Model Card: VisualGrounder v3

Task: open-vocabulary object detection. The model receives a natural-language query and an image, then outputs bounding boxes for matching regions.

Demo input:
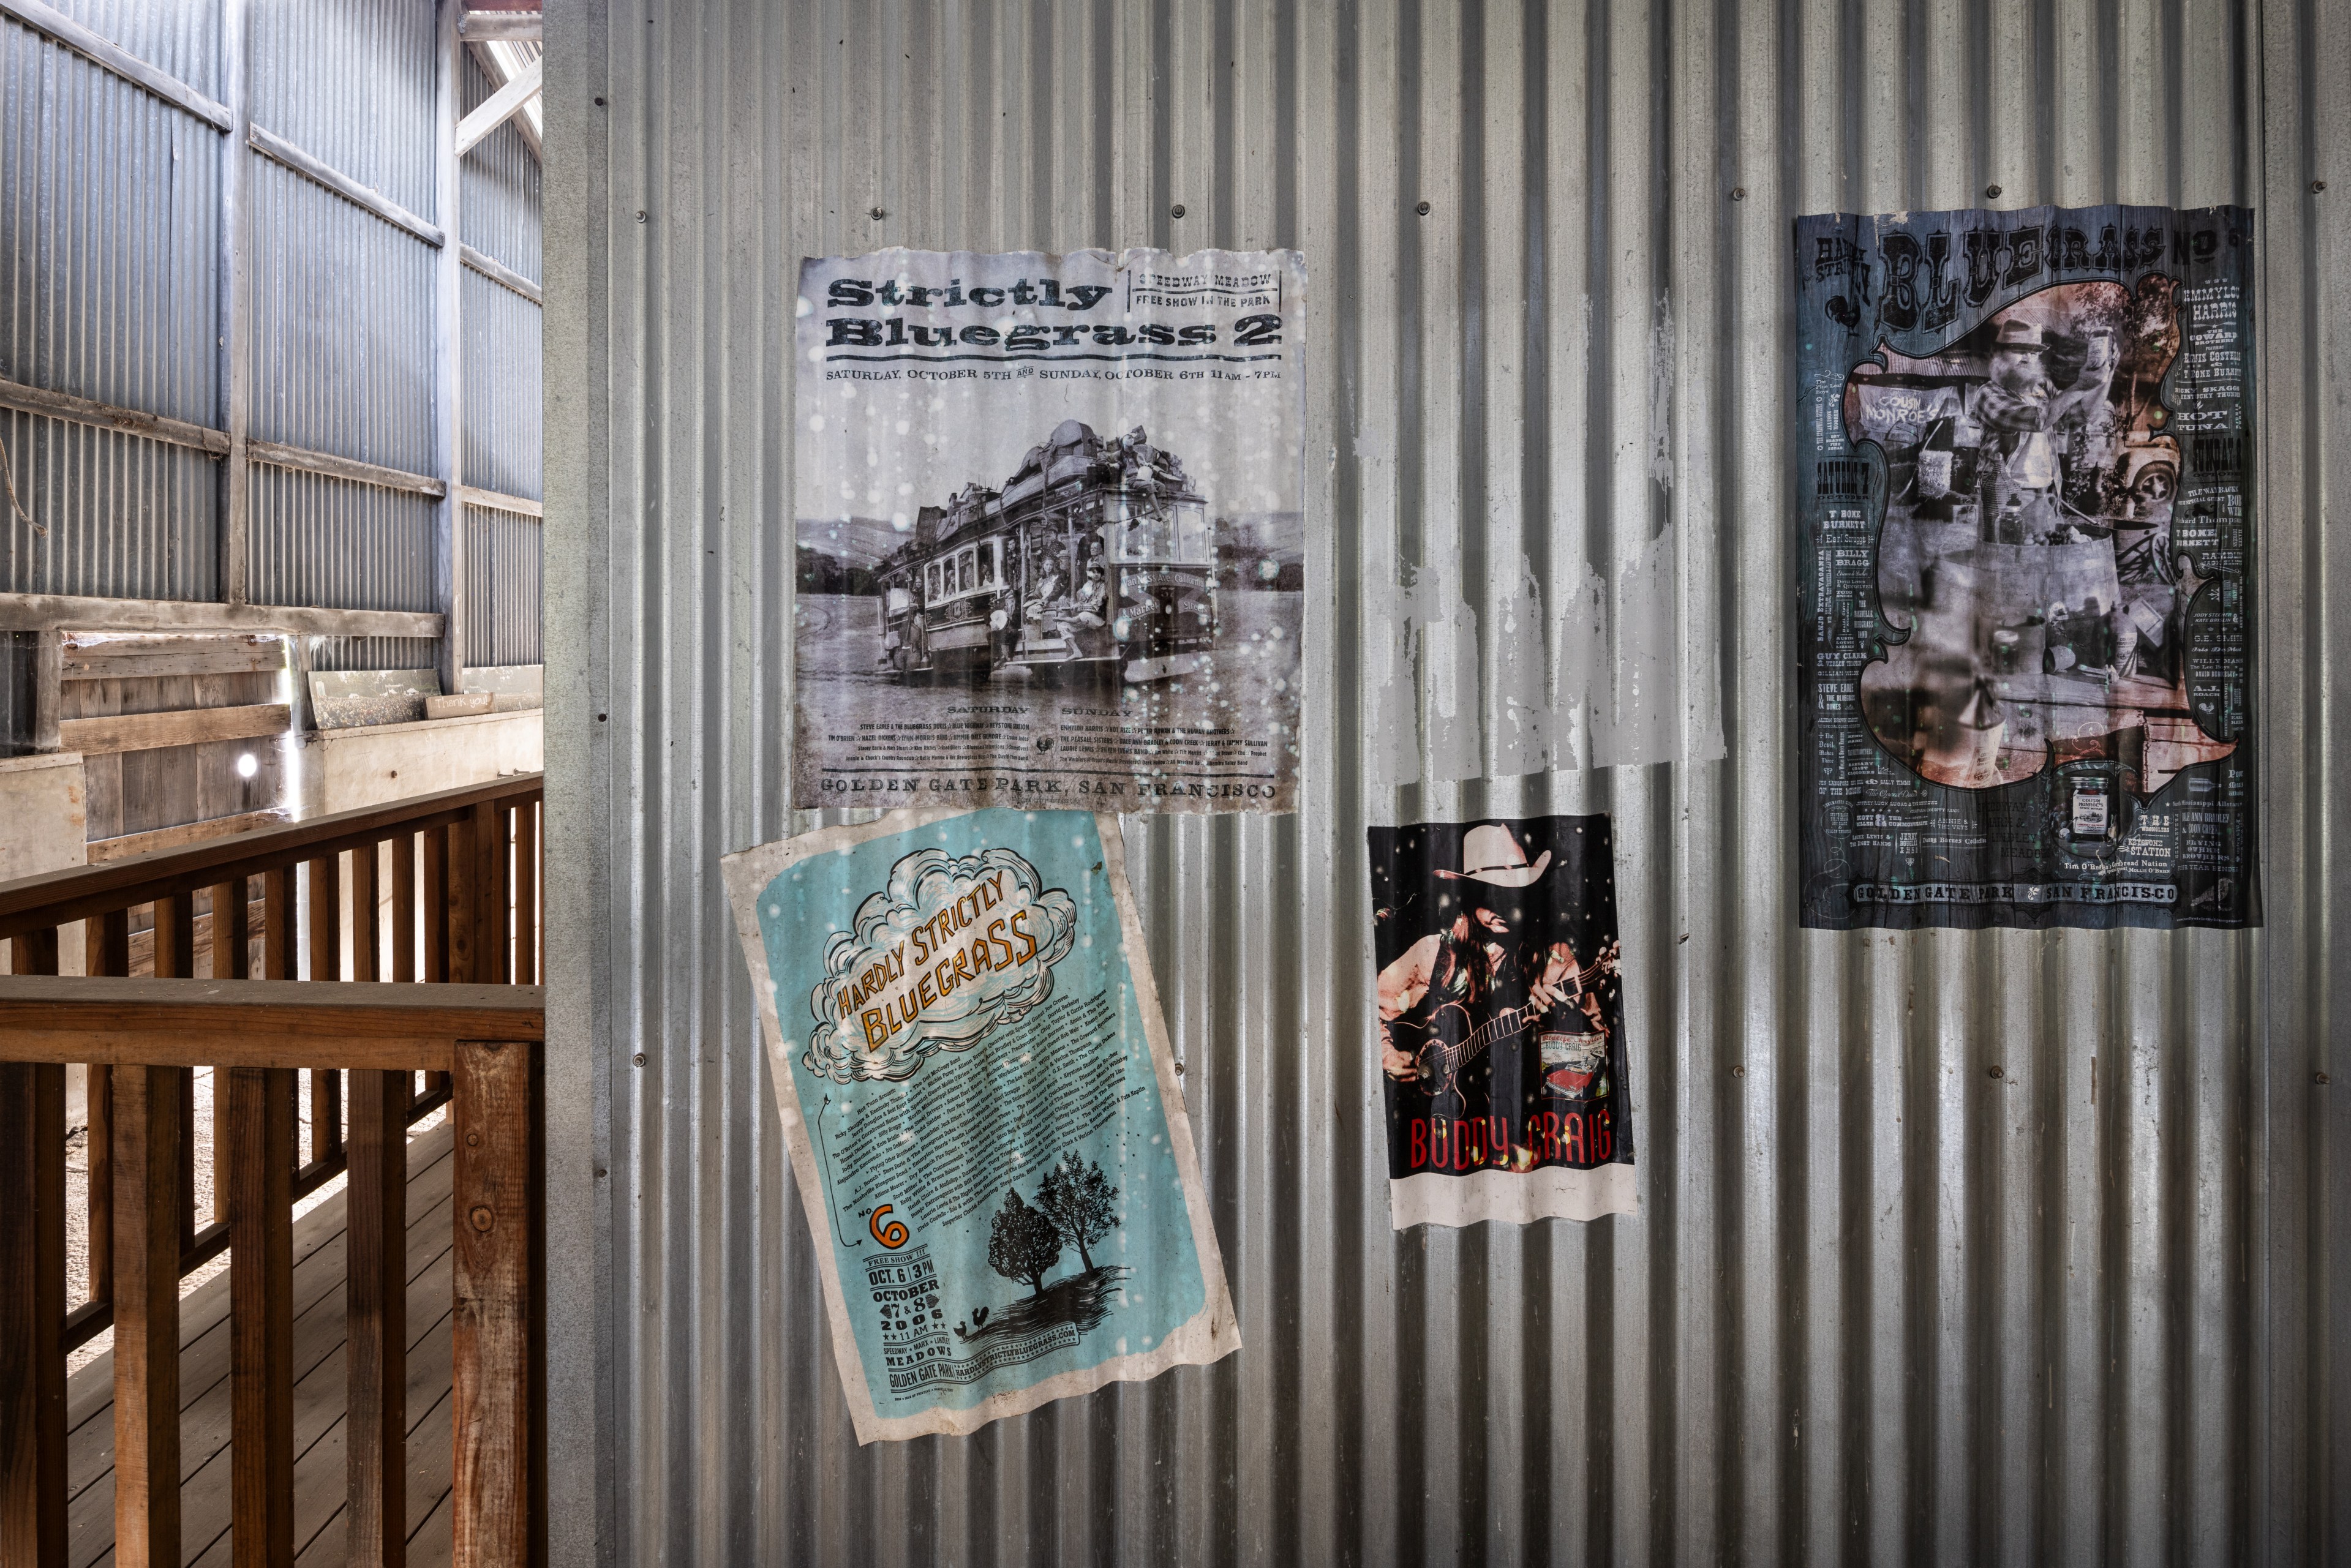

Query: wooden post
[450,1040,533,1568]
[434,0,467,696]
[446,813,478,985]
[0,1060,66,1568]
[345,1069,407,1568]
[111,1067,181,1567]
[216,0,252,609]
[227,1066,293,1568]
[30,629,62,753]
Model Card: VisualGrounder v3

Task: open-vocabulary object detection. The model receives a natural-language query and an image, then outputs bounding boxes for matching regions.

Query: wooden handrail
[0,977,544,1068]
[0,771,543,939]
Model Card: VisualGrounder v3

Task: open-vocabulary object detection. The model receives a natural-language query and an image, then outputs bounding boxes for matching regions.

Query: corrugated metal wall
[540,1,2350,1564]
[0,0,543,675]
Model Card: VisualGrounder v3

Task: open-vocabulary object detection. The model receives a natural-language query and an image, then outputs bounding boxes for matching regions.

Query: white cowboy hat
[1434,823,1551,888]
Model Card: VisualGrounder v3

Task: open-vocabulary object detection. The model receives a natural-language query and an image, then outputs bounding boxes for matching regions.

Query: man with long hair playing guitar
[1375,823,1617,1172]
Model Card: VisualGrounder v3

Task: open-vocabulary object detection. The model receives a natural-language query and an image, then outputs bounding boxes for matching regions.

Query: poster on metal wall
[1367,816,1633,1228]
[722,806,1238,1443]
[792,247,1306,815]
[1794,203,2260,929]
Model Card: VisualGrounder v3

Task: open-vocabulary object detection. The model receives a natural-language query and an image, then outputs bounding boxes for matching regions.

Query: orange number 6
[869,1204,909,1249]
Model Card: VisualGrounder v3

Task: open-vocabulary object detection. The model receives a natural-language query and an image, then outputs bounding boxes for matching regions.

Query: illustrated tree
[1036,1150,1120,1272]
[985,1185,1063,1300]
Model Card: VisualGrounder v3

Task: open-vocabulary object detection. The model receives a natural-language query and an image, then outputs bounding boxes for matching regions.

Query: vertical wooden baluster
[446,814,477,986]
[451,1040,533,1568]
[111,1065,181,1567]
[151,893,197,1256]
[512,800,538,986]
[351,840,380,985]
[481,801,505,986]
[260,867,301,1183]
[86,910,129,1311]
[209,878,249,1226]
[423,827,453,1106]
[391,832,418,985]
[0,1045,66,1567]
[492,803,513,986]
[346,1066,406,1568]
[534,797,544,987]
[227,1065,294,1568]
[307,855,342,1169]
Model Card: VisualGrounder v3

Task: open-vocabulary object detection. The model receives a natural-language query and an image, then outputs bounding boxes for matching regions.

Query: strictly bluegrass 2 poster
[794,249,1307,816]
[1795,204,2259,930]
[1367,817,1632,1228]
[722,808,1238,1442]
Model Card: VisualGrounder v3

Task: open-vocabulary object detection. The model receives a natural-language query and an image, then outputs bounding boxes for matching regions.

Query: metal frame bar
[0,0,231,128]
[217,0,252,610]
[248,123,446,248]
[462,243,543,305]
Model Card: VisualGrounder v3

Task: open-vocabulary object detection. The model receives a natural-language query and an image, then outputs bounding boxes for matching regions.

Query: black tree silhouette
[1036,1150,1120,1273]
[985,1185,1063,1299]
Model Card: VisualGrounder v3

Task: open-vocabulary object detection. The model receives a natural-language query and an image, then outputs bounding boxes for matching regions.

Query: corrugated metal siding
[307,633,437,675]
[0,0,541,672]
[464,503,540,667]
[543,1,2351,1565]
[246,464,433,611]
[461,48,544,280]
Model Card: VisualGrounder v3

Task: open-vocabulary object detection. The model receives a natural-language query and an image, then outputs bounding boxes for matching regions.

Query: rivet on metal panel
[598,713,608,721]
[2315,181,2328,193]
[1730,187,1746,200]
[1170,203,1186,219]
[594,97,606,106]
[2319,1071,2333,1084]
[1985,184,2003,198]
[633,1052,647,1067]
[870,207,886,220]
[636,211,647,222]
[1988,1064,2005,1080]
[1416,200,1431,216]
[1730,1064,1745,1078]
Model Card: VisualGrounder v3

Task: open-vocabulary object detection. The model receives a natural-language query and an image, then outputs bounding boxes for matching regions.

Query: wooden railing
[0,776,546,1568]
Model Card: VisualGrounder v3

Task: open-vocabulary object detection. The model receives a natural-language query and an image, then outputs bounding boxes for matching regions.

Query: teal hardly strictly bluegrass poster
[722,807,1238,1442]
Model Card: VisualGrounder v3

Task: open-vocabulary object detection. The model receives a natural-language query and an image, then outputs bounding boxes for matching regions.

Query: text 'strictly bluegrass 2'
[1794,205,2259,929]
[723,808,1238,1442]
[794,249,1307,816]
[1367,817,1633,1227]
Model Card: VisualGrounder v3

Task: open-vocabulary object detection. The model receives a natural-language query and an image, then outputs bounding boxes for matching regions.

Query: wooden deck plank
[60,1125,459,1568]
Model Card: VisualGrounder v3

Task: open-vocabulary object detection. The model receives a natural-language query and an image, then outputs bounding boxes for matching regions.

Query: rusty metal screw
[1730,187,1747,201]
[634,1052,647,1067]
[1988,1064,2006,1079]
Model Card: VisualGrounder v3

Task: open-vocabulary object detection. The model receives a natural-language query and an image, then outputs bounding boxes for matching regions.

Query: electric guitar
[1388,940,1620,1120]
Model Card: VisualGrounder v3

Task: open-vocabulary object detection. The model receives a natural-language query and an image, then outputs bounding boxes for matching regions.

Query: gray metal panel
[541,2,2350,1565]
[249,0,435,227]
[23,0,220,99]
[0,410,217,598]
[464,502,540,667]
[308,633,437,675]
[247,463,433,611]
[461,267,543,498]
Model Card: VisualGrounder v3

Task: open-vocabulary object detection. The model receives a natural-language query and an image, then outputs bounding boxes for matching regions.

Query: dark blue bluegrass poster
[1794,204,2259,929]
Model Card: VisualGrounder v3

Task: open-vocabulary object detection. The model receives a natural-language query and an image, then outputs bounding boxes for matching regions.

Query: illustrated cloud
[802,844,1077,1084]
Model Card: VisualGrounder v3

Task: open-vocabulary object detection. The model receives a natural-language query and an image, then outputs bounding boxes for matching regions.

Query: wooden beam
[459,246,541,307]
[345,1068,407,1568]
[31,628,62,752]
[56,702,290,757]
[227,1064,295,1568]
[459,484,543,519]
[0,375,230,456]
[0,773,542,938]
[217,0,252,608]
[111,1065,182,1567]
[451,1038,535,1568]
[435,0,467,697]
[0,593,442,639]
[246,124,444,248]
[458,10,541,40]
[0,0,232,129]
[64,640,285,679]
[89,811,292,865]
[247,437,445,499]
[0,1059,67,1567]
[454,56,541,157]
